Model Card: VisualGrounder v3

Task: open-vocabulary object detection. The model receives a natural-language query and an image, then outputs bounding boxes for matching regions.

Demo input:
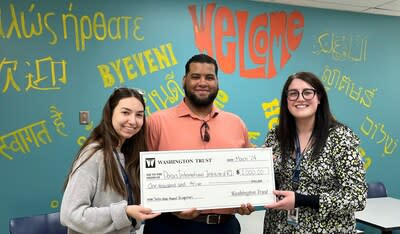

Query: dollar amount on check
[140,148,275,212]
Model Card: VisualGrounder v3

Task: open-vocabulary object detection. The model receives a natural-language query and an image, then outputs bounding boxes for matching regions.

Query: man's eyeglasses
[287,88,317,101]
[200,121,210,142]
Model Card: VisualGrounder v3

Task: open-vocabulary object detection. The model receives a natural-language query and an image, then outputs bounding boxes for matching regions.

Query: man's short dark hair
[185,54,218,76]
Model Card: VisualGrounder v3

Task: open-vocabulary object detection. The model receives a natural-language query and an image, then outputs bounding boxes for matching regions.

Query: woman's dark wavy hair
[277,72,339,160]
[63,88,146,204]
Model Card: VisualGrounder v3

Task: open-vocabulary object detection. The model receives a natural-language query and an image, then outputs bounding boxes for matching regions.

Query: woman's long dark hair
[277,72,339,160]
[63,88,146,204]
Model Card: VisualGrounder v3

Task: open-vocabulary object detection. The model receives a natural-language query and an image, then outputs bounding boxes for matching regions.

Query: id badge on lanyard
[287,208,299,225]
[288,136,302,226]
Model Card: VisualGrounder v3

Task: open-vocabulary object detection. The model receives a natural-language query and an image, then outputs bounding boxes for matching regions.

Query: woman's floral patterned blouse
[263,124,367,234]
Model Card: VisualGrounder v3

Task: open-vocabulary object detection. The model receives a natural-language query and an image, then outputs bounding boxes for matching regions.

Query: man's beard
[183,85,219,107]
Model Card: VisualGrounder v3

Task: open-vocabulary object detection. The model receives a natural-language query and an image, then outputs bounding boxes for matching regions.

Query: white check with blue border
[140,148,275,212]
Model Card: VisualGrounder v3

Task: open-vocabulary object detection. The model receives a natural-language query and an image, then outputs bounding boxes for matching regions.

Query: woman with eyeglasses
[263,72,367,233]
[60,88,160,234]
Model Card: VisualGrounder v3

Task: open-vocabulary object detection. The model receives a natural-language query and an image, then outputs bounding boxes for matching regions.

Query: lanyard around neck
[292,136,303,191]
[112,149,134,205]
[113,149,137,226]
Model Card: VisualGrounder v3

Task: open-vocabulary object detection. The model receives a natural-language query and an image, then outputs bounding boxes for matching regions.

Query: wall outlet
[79,111,90,125]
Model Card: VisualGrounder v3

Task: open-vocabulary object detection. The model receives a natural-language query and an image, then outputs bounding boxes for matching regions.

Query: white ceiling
[253,0,400,16]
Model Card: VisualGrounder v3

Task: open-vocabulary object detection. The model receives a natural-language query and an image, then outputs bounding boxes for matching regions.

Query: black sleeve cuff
[295,192,320,210]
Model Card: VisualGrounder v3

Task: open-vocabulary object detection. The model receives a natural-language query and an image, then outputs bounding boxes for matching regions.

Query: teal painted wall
[1,0,399,233]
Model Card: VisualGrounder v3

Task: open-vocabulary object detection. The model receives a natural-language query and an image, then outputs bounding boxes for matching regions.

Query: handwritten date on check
[140,148,275,213]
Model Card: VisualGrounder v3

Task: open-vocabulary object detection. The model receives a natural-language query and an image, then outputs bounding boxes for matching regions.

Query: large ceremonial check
[140,148,275,212]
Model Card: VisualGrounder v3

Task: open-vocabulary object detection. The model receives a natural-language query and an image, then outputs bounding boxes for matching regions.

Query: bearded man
[144,53,254,234]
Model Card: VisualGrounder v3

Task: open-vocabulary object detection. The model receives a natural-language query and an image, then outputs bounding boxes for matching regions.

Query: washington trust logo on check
[145,158,156,168]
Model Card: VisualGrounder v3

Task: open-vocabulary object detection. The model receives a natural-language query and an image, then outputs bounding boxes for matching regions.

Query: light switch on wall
[79,111,90,125]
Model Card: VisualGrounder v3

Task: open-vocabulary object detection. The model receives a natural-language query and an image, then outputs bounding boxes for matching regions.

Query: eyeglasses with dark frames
[200,121,210,142]
[287,88,317,101]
